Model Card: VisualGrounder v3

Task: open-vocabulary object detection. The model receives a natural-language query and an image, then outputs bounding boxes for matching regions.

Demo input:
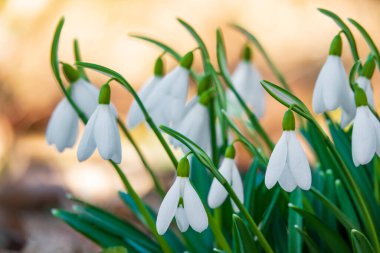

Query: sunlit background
[0,0,379,252]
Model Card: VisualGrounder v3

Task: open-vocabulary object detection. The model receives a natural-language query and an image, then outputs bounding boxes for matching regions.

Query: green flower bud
[282,109,295,131]
[179,52,194,69]
[199,88,215,106]
[329,34,342,56]
[177,157,190,177]
[241,44,252,62]
[154,57,165,77]
[360,55,376,79]
[354,86,368,107]
[225,145,236,159]
[98,84,111,104]
[198,74,212,95]
[62,63,80,83]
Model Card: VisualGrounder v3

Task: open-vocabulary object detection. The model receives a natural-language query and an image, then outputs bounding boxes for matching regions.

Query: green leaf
[260,80,311,120]
[51,17,65,91]
[294,226,319,253]
[288,189,303,253]
[73,39,89,81]
[232,215,258,253]
[244,159,260,212]
[101,247,128,253]
[289,204,351,253]
[318,8,360,61]
[231,24,290,91]
[335,179,361,228]
[348,18,380,70]
[351,229,376,253]
[323,170,337,230]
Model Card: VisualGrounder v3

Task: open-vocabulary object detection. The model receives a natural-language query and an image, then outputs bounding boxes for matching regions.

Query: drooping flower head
[312,34,355,122]
[265,109,311,192]
[351,86,380,166]
[208,144,244,212]
[227,45,265,118]
[77,83,122,163]
[156,157,208,235]
[126,56,165,129]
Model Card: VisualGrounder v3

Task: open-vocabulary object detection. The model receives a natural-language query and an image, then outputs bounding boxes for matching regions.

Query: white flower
[156,158,208,235]
[356,76,375,108]
[227,60,265,118]
[46,98,79,152]
[77,84,121,163]
[312,55,353,114]
[208,157,244,212]
[126,76,163,129]
[265,131,311,192]
[352,106,380,166]
[71,78,99,118]
[170,96,211,155]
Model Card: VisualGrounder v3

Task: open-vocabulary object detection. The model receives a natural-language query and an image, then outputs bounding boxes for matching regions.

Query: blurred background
[0,0,379,252]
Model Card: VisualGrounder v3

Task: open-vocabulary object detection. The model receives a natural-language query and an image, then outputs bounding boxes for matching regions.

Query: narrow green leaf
[351,229,376,253]
[244,159,260,212]
[323,170,337,230]
[288,189,303,253]
[335,179,361,229]
[348,18,380,70]
[294,226,319,253]
[289,204,351,253]
[73,39,89,81]
[318,8,360,61]
[232,215,258,253]
[101,247,128,253]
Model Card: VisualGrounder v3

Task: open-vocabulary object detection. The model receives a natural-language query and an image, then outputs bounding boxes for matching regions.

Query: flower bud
[199,88,215,106]
[282,109,295,131]
[179,52,194,69]
[198,74,212,95]
[154,57,165,77]
[361,55,376,79]
[177,157,190,177]
[225,145,236,159]
[98,84,111,104]
[241,44,252,62]
[329,34,342,56]
[354,86,368,107]
[62,63,80,83]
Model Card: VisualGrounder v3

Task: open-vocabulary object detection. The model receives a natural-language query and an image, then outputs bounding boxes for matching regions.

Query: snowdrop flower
[156,157,208,235]
[126,57,164,129]
[227,45,265,118]
[170,79,213,155]
[265,109,311,192]
[46,97,79,152]
[77,83,122,163]
[351,87,380,166]
[312,35,355,120]
[340,56,376,128]
[208,145,244,212]
[145,52,193,125]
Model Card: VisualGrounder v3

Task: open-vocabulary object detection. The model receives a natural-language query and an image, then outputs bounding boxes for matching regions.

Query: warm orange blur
[0,0,380,251]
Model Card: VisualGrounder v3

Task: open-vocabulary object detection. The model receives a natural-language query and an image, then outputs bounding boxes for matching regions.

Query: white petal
[46,98,79,152]
[357,77,375,108]
[175,207,189,232]
[368,111,380,156]
[126,77,161,129]
[287,131,311,190]
[77,107,99,161]
[265,132,288,189]
[71,79,99,118]
[352,106,376,166]
[93,105,122,163]
[230,164,244,212]
[207,158,233,208]
[278,163,297,192]
[156,177,181,235]
[183,179,208,233]
[340,90,356,129]
[312,69,325,114]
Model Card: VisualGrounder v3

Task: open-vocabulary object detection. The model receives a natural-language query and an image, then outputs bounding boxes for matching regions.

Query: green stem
[209,101,219,165]
[117,118,165,197]
[311,119,380,251]
[110,162,172,253]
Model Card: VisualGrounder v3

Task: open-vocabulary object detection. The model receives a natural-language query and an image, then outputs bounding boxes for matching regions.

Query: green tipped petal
[177,157,190,177]
[225,145,236,159]
[98,84,111,104]
[154,57,165,77]
[361,55,376,79]
[329,34,342,56]
[179,52,194,69]
[198,74,212,95]
[242,44,252,61]
[354,86,368,107]
[199,88,215,106]
[282,109,295,131]
[62,63,80,83]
